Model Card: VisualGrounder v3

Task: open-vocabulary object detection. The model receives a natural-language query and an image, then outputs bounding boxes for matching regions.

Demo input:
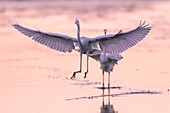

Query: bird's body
[12,18,151,79]
[78,37,93,54]
[90,29,122,88]
[89,49,123,88]
[100,53,122,73]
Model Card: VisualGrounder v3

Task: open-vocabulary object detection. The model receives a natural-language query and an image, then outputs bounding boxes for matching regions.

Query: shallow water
[0,1,170,113]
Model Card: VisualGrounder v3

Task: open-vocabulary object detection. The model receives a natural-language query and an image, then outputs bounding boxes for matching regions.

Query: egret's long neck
[100,52,107,63]
[76,23,83,49]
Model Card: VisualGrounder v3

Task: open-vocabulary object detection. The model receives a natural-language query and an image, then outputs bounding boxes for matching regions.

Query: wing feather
[119,40,128,51]
[13,23,77,53]
[90,21,151,54]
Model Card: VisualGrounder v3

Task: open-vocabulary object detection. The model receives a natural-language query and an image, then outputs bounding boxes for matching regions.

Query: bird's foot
[84,72,88,79]
[108,85,110,89]
[71,72,76,79]
[108,83,110,89]
[102,84,105,89]
[101,86,105,89]
[71,70,81,79]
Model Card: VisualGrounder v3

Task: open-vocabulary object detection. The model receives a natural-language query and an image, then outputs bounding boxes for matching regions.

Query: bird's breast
[79,37,92,53]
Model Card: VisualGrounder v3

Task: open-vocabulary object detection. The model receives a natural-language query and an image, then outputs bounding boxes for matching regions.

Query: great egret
[90,50,123,88]
[89,29,123,87]
[12,19,151,79]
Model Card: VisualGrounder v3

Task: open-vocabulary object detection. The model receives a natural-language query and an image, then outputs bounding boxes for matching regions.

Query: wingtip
[139,20,142,26]
[9,17,19,26]
[139,20,146,27]
[138,20,151,30]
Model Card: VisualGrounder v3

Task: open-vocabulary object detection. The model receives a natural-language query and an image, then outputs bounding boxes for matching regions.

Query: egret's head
[104,29,107,35]
[75,18,79,25]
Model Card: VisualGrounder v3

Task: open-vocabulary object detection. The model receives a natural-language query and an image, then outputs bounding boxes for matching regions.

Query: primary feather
[90,21,151,54]
[13,24,78,53]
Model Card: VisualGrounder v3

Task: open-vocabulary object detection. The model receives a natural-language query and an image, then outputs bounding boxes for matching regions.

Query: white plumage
[89,49,123,88]
[12,19,151,79]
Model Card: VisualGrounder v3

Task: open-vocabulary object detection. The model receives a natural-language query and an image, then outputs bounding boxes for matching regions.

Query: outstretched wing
[108,54,123,61]
[90,21,151,54]
[13,23,78,52]
[89,49,103,61]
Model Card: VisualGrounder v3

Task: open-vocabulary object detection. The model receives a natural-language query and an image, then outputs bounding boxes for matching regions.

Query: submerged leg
[102,88,105,107]
[108,72,110,88]
[71,52,82,79]
[84,53,89,78]
[108,85,110,106]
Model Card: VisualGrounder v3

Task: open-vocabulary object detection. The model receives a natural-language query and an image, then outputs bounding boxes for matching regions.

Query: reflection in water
[66,87,160,101]
[66,86,161,101]
[100,88,118,113]
[66,86,161,113]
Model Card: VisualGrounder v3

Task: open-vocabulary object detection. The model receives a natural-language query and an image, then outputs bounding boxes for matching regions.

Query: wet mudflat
[0,1,170,113]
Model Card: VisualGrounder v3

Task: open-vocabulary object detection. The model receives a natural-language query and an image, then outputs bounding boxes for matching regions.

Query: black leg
[84,54,89,78]
[71,52,82,79]
[108,84,110,105]
[102,88,105,107]
[108,72,110,88]
[102,71,104,89]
